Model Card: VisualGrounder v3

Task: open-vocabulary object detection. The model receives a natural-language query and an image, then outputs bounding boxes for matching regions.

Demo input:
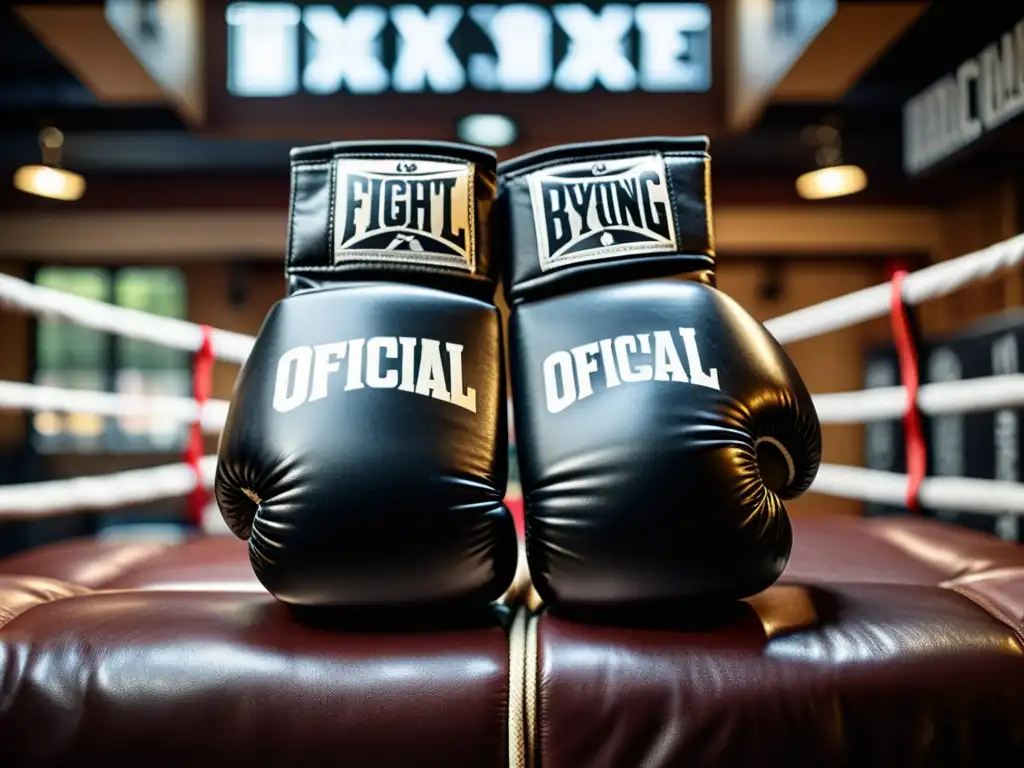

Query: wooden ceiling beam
[774,2,929,103]
[14,1,204,125]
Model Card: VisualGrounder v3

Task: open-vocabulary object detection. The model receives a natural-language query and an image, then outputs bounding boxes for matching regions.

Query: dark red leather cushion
[0,538,175,588]
[0,577,511,766]
[3,516,1024,766]
[98,536,260,590]
[534,515,1024,767]
[0,535,259,591]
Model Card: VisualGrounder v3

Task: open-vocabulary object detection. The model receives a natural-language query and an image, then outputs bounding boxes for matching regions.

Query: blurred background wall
[1,0,1022,543]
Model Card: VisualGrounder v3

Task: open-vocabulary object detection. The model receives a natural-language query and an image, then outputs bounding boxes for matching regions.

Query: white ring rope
[0,272,255,364]
[1,232,1024,522]
[814,374,1024,423]
[0,455,217,520]
[0,232,1020,368]
[812,464,1024,515]
[765,232,1024,344]
[0,380,229,432]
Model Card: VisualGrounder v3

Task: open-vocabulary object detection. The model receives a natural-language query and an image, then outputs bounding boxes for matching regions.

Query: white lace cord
[0,271,255,364]
[507,607,529,768]
[765,232,1024,344]
[0,455,217,519]
[812,464,1024,515]
[0,380,229,432]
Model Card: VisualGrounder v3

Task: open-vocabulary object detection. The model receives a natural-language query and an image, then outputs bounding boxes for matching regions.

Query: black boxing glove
[216,140,518,609]
[499,137,821,614]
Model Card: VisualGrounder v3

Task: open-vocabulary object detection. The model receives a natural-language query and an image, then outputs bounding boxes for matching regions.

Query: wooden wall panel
[182,263,285,454]
[919,179,1021,336]
[0,263,30,449]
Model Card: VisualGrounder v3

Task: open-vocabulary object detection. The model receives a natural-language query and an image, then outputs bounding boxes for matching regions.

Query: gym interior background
[0,0,1022,552]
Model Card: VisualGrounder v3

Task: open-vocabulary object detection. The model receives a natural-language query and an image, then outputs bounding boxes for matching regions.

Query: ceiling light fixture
[13,127,86,201]
[795,164,868,201]
[796,122,866,201]
[456,114,518,148]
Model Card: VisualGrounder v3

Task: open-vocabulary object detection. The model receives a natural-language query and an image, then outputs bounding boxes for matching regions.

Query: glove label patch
[271,335,477,415]
[541,328,719,414]
[527,153,677,272]
[333,158,475,272]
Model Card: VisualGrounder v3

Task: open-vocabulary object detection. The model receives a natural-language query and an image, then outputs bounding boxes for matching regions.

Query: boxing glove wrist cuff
[287,140,498,294]
[499,137,715,302]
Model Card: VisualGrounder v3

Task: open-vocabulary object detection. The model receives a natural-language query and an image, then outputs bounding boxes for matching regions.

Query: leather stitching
[942,579,1024,646]
[501,149,706,180]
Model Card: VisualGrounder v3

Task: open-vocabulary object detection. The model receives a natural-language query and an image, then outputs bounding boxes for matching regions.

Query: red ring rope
[186,326,215,527]
[888,269,926,511]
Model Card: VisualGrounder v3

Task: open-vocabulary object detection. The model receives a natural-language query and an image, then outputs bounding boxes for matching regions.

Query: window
[32,267,190,453]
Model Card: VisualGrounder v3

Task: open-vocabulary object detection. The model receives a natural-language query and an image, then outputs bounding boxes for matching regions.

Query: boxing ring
[2,238,1024,767]
[1,234,1024,523]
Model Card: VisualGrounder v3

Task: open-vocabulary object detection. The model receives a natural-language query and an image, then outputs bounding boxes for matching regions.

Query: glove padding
[511,279,821,613]
[216,283,518,609]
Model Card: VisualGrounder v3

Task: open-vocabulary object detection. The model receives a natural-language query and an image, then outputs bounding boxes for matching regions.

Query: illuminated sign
[225,2,712,96]
[903,14,1024,175]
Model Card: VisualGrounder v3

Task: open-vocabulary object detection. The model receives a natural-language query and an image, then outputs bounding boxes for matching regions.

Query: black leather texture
[499,138,821,616]
[499,136,716,301]
[216,284,517,608]
[217,141,517,609]
[287,140,498,300]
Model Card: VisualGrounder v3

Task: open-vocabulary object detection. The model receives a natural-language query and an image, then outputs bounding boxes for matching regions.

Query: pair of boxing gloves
[215,137,822,617]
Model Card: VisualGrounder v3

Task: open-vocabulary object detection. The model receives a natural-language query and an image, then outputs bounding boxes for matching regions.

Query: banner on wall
[903,13,1024,175]
[224,1,713,97]
[919,311,1024,542]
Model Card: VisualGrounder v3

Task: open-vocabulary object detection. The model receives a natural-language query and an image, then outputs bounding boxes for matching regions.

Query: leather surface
[2,516,1023,766]
[865,515,1024,577]
[0,577,511,767]
[500,138,820,613]
[535,515,1024,768]
[215,283,518,608]
[510,280,821,611]
[0,575,89,627]
[100,536,261,591]
[0,538,172,588]
[786,515,1024,584]
[499,137,716,301]
[0,536,255,590]
[0,532,539,610]
[288,140,498,299]
[218,140,516,610]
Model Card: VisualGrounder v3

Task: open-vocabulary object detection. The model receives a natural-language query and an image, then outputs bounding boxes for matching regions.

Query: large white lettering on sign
[903,15,1024,175]
[225,2,712,96]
